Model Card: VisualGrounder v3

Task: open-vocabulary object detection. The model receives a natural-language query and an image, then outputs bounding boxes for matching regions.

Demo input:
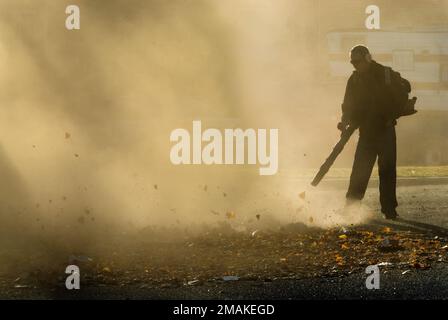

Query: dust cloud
[0,0,444,262]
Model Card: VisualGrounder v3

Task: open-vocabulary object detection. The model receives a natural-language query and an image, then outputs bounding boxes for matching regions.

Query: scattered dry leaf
[382,227,392,233]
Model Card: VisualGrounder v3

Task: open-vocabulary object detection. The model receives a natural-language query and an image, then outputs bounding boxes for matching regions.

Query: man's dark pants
[346,125,398,213]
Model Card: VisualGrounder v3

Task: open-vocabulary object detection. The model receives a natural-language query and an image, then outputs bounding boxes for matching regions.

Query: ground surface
[1,177,448,300]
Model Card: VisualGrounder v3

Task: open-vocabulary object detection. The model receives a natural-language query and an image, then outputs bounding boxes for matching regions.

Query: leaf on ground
[102,267,112,273]
[335,254,344,265]
[382,227,392,233]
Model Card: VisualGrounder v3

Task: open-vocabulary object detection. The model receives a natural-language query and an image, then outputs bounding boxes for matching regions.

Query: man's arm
[338,75,357,131]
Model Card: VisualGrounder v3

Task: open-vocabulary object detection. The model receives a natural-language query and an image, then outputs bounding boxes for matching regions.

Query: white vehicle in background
[324,28,448,165]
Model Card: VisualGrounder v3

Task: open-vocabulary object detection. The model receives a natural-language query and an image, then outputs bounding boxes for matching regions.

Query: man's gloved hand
[337,121,349,131]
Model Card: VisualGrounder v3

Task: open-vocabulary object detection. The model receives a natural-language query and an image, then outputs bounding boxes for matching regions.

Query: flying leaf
[226,211,236,219]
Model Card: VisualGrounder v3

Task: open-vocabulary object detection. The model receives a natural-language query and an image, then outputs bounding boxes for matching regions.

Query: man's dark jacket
[341,60,407,133]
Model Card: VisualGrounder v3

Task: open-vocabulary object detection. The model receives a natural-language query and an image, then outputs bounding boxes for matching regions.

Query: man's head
[350,45,372,73]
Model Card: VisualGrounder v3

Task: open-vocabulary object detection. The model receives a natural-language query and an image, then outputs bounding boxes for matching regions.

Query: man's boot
[381,208,398,220]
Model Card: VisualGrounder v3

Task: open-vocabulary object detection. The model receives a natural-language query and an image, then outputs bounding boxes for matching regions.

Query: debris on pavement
[3,222,446,290]
[402,270,411,275]
[187,280,200,286]
[223,276,239,281]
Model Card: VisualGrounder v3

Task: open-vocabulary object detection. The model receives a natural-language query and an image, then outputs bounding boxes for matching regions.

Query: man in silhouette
[338,45,415,220]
